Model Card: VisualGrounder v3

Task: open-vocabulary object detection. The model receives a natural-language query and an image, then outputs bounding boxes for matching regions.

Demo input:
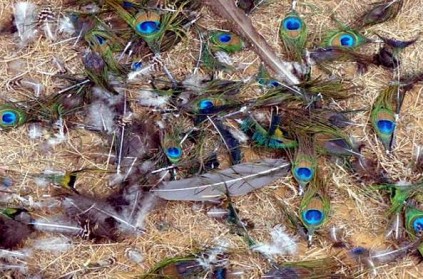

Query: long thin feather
[205,0,299,85]
[153,158,290,201]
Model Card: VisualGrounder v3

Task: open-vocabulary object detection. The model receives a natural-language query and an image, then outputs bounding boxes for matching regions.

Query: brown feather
[0,215,33,249]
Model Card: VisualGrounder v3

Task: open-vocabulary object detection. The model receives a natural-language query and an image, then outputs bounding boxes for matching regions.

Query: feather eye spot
[166,147,182,160]
[131,61,143,71]
[412,217,423,234]
[136,21,160,35]
[283,17,302,31]
[350,246,368,256]
[95,35,106,45]
[1,111,18,126]
[218,33,232,43]
[294,167,313,181]
[377,120,395,134]
[302,209,323,225]
[123,1,135,8]
[339,34,355,47]
[198,99,214,110]
[268,80,282,88]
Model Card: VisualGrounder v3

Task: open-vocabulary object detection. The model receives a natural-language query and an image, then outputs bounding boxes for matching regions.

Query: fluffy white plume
[28,123,44,140]
[87,101,116,134]
[252,225,297,258]
[0,249,30,260]
[138,90,169,108]
[125,248,144,264]
[13,2,39,46]
[135,192,159,230]
[32,236,73,254]
[58,15,75,35]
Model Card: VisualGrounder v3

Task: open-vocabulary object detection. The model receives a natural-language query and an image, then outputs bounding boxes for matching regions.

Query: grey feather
[153,159,290,201]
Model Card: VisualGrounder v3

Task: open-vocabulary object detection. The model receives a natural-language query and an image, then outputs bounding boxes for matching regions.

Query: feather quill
[153,158,290,201]
[205,0,299,85]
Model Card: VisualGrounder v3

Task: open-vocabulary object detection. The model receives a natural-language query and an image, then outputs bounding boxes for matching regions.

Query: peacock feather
[84,28,124,74]
[353,0,404,29]
[161,127,184,164]
[371,84,399,151]
[264,257,341,279]
[405,204,423,256]
[105,0,186,54]
[140,255,205,279]
[323,26,368,49]
[292,133,317,194]
[0,104,27,129]
[279,10,307,61]
[241,115,298,149]
[299,172,330,246]
[209,31,244,53]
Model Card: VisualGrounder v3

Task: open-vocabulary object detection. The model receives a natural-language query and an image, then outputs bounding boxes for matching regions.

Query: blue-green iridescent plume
[0,104,27,129]
[371,84,400,151]
[299,172,330,246]
[405,203,423,256]
[241,115,298,149]
[279,10,307,61]
[105,0,186,54]
[161,127,183,164]
[292,133,317,193]
[200,31,244,71]
[323,25,369,49]
[84,28,124,74]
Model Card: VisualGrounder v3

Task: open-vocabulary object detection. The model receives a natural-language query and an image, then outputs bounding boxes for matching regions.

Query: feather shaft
[153,159,289,201]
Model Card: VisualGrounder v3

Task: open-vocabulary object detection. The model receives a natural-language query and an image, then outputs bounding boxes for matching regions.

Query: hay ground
[0,0,423,278]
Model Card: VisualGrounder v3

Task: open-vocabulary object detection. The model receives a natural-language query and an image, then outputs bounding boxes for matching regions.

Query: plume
[208,117,242,165]
[205,0,300,84]
[62,193,140,241]
[404,203,423,256]
[263,257,341,279]
[252,225,298,259]
[374,35,418,69]
[299,172,331,246]
[0,208,34,249]
[279,9,307,61]
[353,0,403,29]
[348,237,422,276]
[13,2,39,46]
[153,158,290,201]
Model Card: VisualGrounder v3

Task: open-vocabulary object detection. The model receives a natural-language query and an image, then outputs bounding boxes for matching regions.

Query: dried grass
[0,0,423,278]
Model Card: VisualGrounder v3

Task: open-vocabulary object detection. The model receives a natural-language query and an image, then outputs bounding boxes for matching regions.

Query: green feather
[0,104,27,129]
[323,26,368,49]
[140,256,204,279]
[241,116,298,149]
[292,117,360,157]
[292,133,316,192]
[299,173,330,245]
[209,31,244,53]
[405,204,423,256]
[200,32,244,71]
[106,0,185,53]
[279,10,307,61]
[84,28,124,73]
[371,84,399,151]
[161,128,183,164]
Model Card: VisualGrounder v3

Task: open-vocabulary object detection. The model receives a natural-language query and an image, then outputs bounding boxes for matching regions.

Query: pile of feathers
[0,0,423,277]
